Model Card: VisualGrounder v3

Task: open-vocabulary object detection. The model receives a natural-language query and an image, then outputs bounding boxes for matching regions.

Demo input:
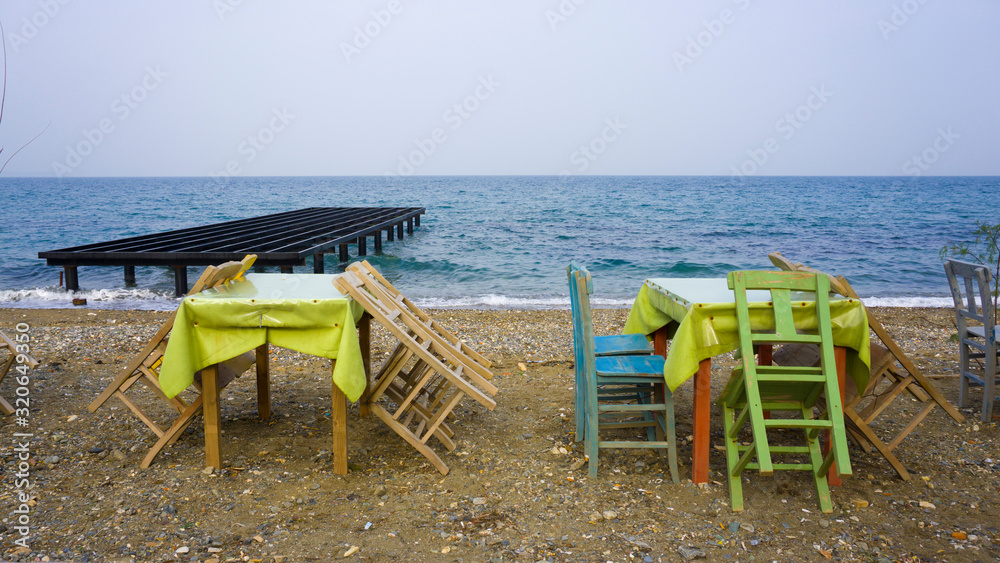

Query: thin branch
[0,121,49,174]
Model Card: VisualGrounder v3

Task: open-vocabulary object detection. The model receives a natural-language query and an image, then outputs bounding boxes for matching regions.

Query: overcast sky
[0,1,996,177]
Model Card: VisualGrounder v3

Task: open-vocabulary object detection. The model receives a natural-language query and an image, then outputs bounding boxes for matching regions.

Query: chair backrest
[728,270,837,376]
[567,264,597,383]
[767,252,848,297]
[944,259,996,336]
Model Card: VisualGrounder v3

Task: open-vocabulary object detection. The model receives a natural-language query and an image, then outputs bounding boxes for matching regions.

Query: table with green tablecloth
[624,277,871,484]
[159,273,369,473]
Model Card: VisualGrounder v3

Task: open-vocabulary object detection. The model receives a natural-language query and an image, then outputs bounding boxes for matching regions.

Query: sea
[0,176,997,311]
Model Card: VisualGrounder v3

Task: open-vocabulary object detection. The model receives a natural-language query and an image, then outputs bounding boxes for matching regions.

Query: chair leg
[984,351,997,422]
[574,369,585,443]
[586,379,600,479]
[721,402,743,511]
[665,387,679,484]
[804,407,833,513]
[959,344,971,408]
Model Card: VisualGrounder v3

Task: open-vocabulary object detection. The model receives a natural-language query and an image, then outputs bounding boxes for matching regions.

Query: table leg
[256,343,271,420]
[760,345,772,420]
[693,358,712,484]
[202,364,222,470]
[653,327,668,357]
[358,313,372,417]
[331,358,348,475]
[826,346,847,486]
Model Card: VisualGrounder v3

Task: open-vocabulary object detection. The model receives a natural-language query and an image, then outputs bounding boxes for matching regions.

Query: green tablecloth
[159,273,367,401]
[623,279,871,393]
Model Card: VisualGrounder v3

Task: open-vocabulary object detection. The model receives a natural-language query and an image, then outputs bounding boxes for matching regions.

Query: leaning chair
[88,255,259,467]
[570,265,678,482]
[769,252,964,480]
[944,259,999,422]
[717,270,851,513]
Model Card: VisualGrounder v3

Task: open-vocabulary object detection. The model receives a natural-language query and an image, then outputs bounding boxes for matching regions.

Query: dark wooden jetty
[39,207,425,296]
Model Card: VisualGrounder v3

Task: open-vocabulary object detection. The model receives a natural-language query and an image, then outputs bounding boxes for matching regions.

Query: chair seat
[595,354,665,378]
[967,325,1000,342]
[594,334,654,356]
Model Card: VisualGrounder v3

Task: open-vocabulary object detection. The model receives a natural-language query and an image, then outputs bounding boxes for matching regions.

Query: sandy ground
[0,306,998,563]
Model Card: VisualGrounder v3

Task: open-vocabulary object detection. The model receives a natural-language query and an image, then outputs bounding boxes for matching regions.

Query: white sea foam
[0,286,954,311]
[0,287,179,310]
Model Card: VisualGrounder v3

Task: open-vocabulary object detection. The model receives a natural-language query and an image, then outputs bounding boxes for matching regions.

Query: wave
[0,286,955,311]
[0,287,179,311]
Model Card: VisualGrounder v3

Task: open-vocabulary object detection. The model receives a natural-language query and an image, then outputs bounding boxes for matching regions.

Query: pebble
[174,546,190,554]
[602,510,618,520]
[677,545,706,560]
[473,497,487,505]
[344,545,359,556]
[819,518,830,528]
[87,446,104,454]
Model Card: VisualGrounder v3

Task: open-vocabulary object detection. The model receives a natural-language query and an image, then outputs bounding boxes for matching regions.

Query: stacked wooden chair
[568,264,678,481]
[944,259,999,422]
[768,252,964,480]
[334,261,497,475]
[0,330,39,416]
[718,270,851,513]
[88,255,259,467]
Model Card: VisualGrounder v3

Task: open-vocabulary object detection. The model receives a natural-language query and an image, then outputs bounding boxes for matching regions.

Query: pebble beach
[1,306,998,563]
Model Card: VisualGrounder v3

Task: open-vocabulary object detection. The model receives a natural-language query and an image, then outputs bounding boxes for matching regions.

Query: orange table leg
[826,346,847,486]
[653,327,668,357]
[256,343,271,420]
[202,364,222,470]
[693,358,712,484]
[331,358,348,475]
[358,313,372,417]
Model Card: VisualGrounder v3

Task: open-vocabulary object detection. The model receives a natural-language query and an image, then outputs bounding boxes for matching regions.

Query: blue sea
[0,176,997,310]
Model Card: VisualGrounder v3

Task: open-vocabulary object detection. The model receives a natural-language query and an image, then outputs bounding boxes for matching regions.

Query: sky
[0,1,997,177]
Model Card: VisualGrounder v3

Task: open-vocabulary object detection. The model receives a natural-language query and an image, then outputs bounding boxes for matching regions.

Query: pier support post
[396,223,404,239]
[386,226,394,241]
[358,236,367,256]
[172,266,188,297]
[313,253,325,274]
[124,265,135,285]
[64,266,79,292]
[280,266,294,274]
[339,244,349,262]
[415,215,420,227]
[374,231,382,253]
[407,218,414,234]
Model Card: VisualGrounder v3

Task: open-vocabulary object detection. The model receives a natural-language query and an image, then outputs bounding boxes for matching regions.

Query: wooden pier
[39,207,425,296]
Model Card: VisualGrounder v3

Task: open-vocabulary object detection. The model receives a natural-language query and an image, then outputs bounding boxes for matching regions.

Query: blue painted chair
[567,263,654,442]
[944,259,999,422]
[569,265,678,481]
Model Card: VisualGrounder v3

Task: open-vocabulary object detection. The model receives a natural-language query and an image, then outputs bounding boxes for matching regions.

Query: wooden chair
[570,265,678,482]
[718,270,851,513]
[88,255,259,467]
[944,259,999,422]
[0,330,39,416]
[334,262,497,475]
[567,263,654,443]
[768,252,964,480]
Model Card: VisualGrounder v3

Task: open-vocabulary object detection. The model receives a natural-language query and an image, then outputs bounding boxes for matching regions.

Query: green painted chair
[567,263,655,442]
[717,270,851,513]
[570,265,678,482]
